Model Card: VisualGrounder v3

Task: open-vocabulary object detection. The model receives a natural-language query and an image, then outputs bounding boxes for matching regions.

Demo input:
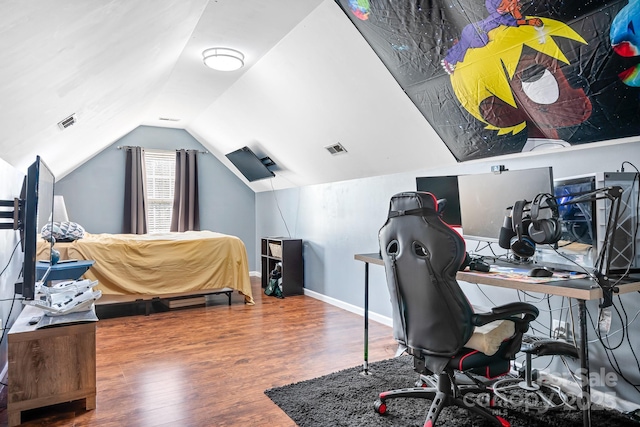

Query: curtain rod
[116,146,209,154]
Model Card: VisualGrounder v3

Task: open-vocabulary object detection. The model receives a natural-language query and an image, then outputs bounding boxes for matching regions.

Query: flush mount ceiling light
[202,47,245,71]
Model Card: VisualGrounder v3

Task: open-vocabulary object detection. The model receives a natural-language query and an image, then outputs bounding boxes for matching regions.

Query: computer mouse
[528,267,554,278]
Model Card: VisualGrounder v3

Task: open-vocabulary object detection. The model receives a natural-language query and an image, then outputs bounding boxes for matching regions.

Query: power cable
[269,178,291,238]
[0,239,21,278]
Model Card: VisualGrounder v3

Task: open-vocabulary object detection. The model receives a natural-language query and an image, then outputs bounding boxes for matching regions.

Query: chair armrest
[471,302,539,359]
[491,302,539,320]
[472,302,539,328]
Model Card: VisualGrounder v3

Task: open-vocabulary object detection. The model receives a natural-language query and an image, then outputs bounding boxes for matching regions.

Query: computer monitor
[416,175,461,227]
[458,167,554,242]
[536,172,640,273]
[554,175,597,246]
[531,174,597,272]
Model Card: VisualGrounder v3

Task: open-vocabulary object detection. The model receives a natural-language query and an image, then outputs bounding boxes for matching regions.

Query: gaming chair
[376,192,539,427]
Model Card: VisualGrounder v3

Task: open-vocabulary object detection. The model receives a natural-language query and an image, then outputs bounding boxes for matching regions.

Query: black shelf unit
[261,238,303,296]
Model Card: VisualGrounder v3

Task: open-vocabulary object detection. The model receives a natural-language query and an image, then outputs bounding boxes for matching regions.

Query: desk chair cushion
[450,340,514,378]
[466,319,515,356]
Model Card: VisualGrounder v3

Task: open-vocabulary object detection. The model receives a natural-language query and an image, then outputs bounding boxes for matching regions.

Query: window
[144,150,175,233]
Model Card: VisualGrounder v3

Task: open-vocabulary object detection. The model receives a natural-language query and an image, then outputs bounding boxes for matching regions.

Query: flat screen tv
[416,175,461,227]
[225,146,275,182]
[21,156,55,300]
[458,167,554,242]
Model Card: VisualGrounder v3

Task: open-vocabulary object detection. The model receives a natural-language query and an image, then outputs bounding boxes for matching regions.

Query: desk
[355,252,640,427]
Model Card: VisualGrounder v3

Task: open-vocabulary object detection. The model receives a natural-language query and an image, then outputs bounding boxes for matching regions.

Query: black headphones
[510,199,536,259]
[528,193,562,245]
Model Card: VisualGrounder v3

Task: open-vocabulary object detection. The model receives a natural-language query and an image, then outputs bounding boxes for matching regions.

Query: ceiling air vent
[325,142,347,155]
[57,114,76,130]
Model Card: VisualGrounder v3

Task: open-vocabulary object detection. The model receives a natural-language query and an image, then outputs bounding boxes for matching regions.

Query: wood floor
[0,277,397,426]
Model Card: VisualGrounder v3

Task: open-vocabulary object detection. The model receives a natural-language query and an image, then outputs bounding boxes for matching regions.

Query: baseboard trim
[303,288,392,327]
[249,271,260,277]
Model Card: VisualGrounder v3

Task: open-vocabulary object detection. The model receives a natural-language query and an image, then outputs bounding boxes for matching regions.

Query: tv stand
[7,305,97,426]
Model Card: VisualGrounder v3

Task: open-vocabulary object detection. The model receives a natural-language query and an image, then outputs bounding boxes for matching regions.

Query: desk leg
[578,299,591,427]
[362,262,370,375]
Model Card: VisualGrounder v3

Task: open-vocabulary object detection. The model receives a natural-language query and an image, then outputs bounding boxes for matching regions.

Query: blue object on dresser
[36,260,95,282]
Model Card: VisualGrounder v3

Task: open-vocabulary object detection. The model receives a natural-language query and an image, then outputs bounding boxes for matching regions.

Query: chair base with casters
[374,349,513,427]
[492,336,579,412]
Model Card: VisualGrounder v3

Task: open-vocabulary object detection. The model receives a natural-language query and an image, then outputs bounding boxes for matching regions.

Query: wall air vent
[325,142,347,155]
[57,114,77,130]
[158,117,181,122]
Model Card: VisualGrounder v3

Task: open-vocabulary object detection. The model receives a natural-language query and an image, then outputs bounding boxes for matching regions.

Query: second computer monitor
[458,167,554,242]
[416,175,461,227]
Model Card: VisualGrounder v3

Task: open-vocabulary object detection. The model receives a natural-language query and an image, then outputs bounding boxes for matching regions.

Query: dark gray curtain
[171,149,200,232]
[123,146,148,234]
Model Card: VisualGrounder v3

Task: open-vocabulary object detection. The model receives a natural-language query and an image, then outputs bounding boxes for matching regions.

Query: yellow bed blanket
[37,231,254,304]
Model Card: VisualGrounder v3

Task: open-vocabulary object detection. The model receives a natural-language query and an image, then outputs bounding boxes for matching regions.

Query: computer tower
[596,172,640,272]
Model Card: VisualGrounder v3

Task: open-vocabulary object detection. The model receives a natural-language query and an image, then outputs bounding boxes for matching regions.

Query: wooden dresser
[7,304,97,426]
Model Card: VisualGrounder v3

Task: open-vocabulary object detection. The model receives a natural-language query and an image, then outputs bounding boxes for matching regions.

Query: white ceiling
[0,0,456,192]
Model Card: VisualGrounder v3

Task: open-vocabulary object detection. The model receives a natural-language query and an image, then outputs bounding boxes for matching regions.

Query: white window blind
[144,150,175,233]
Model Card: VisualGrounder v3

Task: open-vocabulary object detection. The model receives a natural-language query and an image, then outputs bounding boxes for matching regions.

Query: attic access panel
[335,0,640,162]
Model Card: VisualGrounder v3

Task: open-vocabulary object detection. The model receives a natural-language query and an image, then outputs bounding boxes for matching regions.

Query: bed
[36,230,254,305]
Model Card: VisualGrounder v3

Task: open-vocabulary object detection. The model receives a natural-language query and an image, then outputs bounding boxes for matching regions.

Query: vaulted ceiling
[0,0,456,192]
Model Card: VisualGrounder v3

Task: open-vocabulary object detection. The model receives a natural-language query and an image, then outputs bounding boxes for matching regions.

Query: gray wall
[256,140,640,407]
[56,126,258,269]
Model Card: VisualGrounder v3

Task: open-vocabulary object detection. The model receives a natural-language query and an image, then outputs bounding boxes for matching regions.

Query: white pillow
[41,221,85,242]
[465,320,515,356]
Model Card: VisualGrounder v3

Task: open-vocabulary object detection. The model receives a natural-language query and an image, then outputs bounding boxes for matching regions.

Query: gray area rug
[265,355,639,427]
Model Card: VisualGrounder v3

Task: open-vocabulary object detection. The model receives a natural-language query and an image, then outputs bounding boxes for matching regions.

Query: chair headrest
[387,192,438,218]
